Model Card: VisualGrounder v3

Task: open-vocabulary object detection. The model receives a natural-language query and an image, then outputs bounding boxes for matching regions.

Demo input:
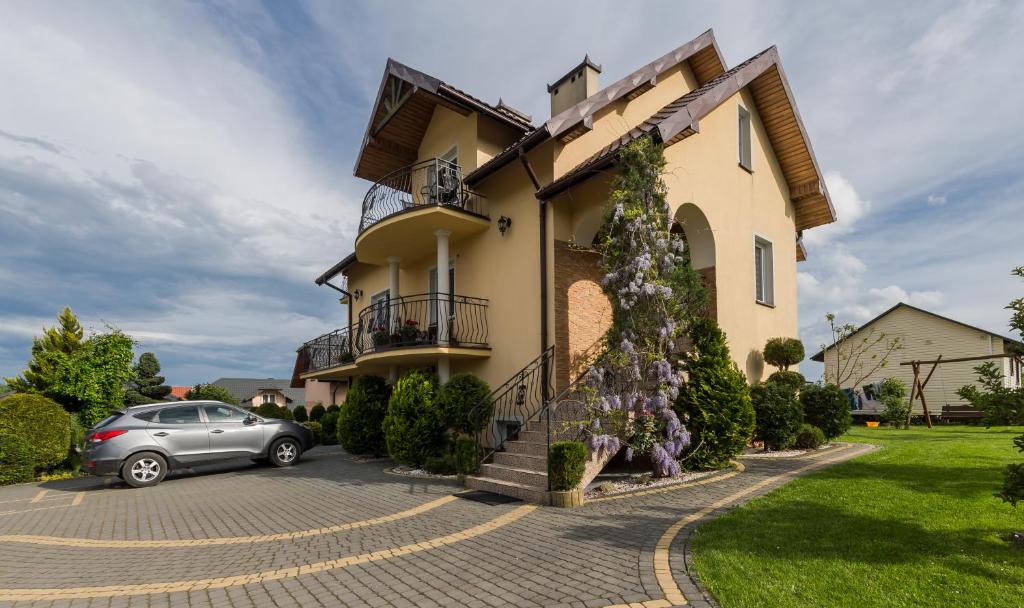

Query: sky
[1,0,1022,385]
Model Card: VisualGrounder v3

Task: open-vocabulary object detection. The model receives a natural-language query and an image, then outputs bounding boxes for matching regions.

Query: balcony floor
[301,344,491,381]
[355,206,489,266]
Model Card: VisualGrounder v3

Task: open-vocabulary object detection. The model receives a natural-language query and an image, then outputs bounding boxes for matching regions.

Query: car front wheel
[269,438,301,467]
[122,452,168,488]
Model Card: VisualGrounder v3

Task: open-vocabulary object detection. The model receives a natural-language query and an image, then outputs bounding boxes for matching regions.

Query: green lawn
[691,426,1024,607]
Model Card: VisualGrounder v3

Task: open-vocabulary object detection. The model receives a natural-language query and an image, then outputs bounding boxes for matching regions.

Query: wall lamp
[352,289,364,301]
[497,215,512,236]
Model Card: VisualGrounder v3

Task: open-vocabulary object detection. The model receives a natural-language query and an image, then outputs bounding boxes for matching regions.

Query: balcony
[355,159,489,265]
[299,293,490,378]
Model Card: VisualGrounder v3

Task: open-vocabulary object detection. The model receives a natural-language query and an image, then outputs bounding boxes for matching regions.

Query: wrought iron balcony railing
[300,293,489,373]
[358,158,487,234]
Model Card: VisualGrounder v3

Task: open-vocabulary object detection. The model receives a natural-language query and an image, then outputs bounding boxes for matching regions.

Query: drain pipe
[518,151,550,406]
[320,278,354,406]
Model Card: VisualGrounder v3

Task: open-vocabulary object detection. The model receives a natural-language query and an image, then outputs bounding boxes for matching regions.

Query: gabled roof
[465,30,727,186]
[315,253,357,286]
[353,59,533,182]
[810,303,1024,362]
[212,378,301,403]
[534,46,836,232]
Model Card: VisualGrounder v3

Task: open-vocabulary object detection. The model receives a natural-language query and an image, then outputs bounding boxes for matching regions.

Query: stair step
[515,430,547,444]
[503,440,547,456]
[464,476,549,505]
[493,452,547,471]
[480,463,548,487]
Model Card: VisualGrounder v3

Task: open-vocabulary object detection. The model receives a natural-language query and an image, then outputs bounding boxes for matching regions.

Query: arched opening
[672,203,717,320]
[571,204,605,247]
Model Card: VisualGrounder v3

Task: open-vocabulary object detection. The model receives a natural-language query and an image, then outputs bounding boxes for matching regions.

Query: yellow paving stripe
[0,503,537,601]
[653,444,866,605]
[587,461,746,503]
[604,599,673,608]
[0,494,458,548]
[0,501,81,517]
[29,490,47,503]
[71,492,85,507]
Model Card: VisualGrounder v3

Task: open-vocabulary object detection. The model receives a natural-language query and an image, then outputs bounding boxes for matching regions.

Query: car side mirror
[244,415,258,425]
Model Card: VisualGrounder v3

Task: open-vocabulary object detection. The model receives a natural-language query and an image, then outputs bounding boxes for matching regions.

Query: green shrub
[548,441,588,491]
[762,337,805,371]
[326,404,340,414]
[423,454,457,475]
[675,317,755,469]
[437,373,492,435]
[185,383,239,405]
[320,412,339,445]
[0,433,34,485]
[254,402,293,420]
[303,421,323,445]
[337,375,390,456]
[293,405,308,422]
[800,383,852,440]
[309,404,327,421]
[766,370,806,396]
[752,382,803,450]
[792,424,826,449]
[383,371,445,466]
[454,436,478,475]
[0,394,75,470]
[879,377,911,428]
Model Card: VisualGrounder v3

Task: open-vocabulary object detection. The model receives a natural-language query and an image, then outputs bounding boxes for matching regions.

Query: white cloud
[926,193,947,206]
[802,171,870,246]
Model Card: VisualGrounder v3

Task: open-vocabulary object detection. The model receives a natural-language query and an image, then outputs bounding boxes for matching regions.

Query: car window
[155,405,201,424]
[94,413,124,429]
[132,410,158,422]
[203,404,246,422]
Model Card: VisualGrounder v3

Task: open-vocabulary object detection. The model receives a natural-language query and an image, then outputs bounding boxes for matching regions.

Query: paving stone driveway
[0,443,873,608]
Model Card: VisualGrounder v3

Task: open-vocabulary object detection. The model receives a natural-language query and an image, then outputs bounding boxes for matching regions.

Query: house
[811,303,1023,417]
[168,386,191,401]
[296,30,835,501]
[211,378,306,410]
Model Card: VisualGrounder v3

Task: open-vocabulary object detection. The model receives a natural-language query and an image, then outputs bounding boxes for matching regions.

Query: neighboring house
[296,30,835,500]
[811,303,1023,416]
[168,386,191,401]
[212,378,305,409]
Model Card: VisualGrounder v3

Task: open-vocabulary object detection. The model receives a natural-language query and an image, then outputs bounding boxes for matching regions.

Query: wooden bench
[940,405,984,421]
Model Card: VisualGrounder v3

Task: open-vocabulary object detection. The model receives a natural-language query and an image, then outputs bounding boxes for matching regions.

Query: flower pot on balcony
[549,488,583,508]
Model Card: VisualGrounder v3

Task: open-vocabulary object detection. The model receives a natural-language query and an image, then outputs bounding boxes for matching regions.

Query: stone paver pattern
[0,443,873,608]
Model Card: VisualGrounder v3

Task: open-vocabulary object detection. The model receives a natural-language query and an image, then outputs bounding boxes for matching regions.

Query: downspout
[320,277,354,406]
[518,151,550,406]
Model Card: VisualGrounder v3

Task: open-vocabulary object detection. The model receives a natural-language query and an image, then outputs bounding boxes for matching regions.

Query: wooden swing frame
[898,353,1020,428]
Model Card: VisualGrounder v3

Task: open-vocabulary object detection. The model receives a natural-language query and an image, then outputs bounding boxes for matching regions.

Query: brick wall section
[699,266,717,321]
[554,240,613,391]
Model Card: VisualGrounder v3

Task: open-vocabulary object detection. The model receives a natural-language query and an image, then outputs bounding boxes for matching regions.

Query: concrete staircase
[465,420,552,504]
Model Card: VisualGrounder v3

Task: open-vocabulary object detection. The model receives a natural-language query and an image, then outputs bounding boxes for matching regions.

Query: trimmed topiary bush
[675,317,755,469]
[254,402,293,420]
[792,424,826,449]
[320,411,339,445]
[383,371,445,467]
[800,383,852,440]
[751,382,803,450]
[337,375,390,456]
[548,441,588,491]
[0,394,75,471]
[454,435,478,475]
[303,421,323,445]
[763,337,805,371]
[309,404,326,421]
[326,404,340,415]
[437,373,492,435]
[0,433,34,485]
[766,370,806,396]
[293,405,308,422]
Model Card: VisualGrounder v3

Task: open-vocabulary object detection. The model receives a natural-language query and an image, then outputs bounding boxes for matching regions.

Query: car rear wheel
[122,452,167,488]
[269,438,301,467]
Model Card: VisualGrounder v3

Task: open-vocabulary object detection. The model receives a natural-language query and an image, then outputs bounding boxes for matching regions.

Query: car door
[203,403,264,459]
[147,404,210,464]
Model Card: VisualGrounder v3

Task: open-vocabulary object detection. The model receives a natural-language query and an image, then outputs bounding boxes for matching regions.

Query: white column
[387,256,400,332]
[437,357,450,383]
[388,366,397,384]
[434,230,451,344]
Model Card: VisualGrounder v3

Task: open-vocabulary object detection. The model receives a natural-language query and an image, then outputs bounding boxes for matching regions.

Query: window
[155,405,201,424]
[738,105,752,171]
[261,393,275,404]
[204,404,246,422]
[370,290,390,331]
[754,236,774,305]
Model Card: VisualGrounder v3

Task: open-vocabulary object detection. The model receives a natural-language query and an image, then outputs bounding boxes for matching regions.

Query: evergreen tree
[4,307,83,393]
[585,136,707,476]
[674,317,755,469]
[124,352,171,406]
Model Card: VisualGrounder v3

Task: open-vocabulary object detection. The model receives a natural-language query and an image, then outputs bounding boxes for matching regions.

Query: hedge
[548,441,588,491]
[303,421,323,445]
[309,404,327,421]
[0,394,75,471]
[800,383,852,440]
[337,375,390,456]
[0,433,34,485]
[437,373,492,435]
[751,382,803,450]
[254,402,293,420]
[766,370,806,396]
[792,424,825,450]
[320,411,339,445]
[293,405,308,422]
[454,436,478,475]
[382,371,445,466]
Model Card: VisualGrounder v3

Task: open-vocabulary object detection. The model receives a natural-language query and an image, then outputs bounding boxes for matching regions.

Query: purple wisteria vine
[583,135,706,477]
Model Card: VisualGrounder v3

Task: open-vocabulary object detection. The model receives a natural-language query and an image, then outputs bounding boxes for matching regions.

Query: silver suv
[82,401,315,488]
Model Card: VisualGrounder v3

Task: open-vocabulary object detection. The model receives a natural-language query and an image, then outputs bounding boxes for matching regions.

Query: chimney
[547,55,601,117]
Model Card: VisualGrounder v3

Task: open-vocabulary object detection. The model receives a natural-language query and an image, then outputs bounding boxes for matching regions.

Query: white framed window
[753,235,774,305]
[261,393,275,404]
[738,105,752,171]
